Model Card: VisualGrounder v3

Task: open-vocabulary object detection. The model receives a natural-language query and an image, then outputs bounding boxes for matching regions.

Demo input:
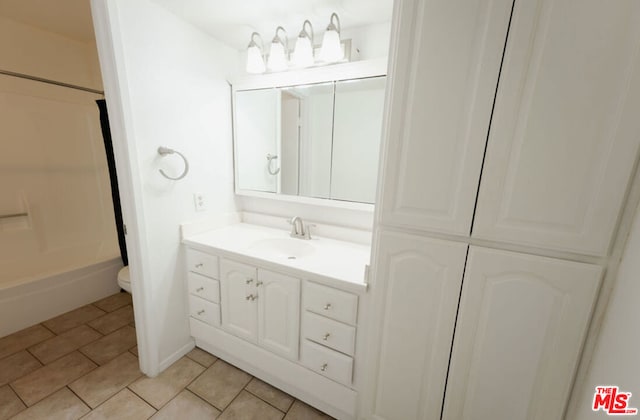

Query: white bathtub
[0,257,123,337]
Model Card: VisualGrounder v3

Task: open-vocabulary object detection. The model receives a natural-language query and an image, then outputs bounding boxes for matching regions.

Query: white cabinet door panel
[220,259,258,343]
[379,0,513,235]
[473,0,640,255]
[258,269,300,361]
[443,247,601,420]
[365,230,468,420]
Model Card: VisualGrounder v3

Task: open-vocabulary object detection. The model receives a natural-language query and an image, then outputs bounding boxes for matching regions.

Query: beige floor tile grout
[8,381,29,409]
[39,322,59,336]
[243,385,290,415]
[66,384,93,411]
[2,293,335,419]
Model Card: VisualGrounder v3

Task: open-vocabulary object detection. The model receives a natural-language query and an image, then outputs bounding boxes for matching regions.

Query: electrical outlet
[193,193,207,211]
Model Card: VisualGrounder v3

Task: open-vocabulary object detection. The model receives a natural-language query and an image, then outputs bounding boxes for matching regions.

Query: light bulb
[268,41,288,71]
[293,36,314,68]
[246,44,266,74]
[320,29,342,62]
[320,13,343,63]
[246,32,266,74]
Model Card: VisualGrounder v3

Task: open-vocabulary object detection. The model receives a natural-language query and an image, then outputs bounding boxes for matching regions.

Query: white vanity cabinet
[184,234,367,420]
[220,258,300,361]
[301,282,359,386]
[220,259,258,342]
[257,269,300,361]
[186,249,221,327]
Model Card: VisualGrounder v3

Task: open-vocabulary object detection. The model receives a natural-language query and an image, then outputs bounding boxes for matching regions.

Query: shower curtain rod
[0,69,104,95]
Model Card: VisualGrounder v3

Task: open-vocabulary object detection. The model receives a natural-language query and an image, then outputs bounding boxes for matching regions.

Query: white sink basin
[246,237,316,260]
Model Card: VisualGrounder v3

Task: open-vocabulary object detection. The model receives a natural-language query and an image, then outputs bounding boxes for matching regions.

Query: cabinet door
[443,247,602,420]
[257,270,300,360]
[220,259,258,343]
[378,0,513,235]
[362,230,468,420]
[472,0,640,255]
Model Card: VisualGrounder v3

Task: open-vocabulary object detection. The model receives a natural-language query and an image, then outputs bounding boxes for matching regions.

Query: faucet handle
[305,223,316,239]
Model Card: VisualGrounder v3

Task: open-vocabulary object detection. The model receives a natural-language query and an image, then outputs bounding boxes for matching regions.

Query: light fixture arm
[248,32,264,49]
[299,20,314,44]
[273,26,289,51]
[328,12,341,34]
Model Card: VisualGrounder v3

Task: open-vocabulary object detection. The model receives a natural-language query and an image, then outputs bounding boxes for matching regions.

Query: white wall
[92,0,239,375]
[573,202,640,419]
[0,16,102,90]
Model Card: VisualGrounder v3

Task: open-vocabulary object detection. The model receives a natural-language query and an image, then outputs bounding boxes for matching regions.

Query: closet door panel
[364,230,467,420]
[473,0,640,255]
[443,247,602,420]
[378,0,513,235]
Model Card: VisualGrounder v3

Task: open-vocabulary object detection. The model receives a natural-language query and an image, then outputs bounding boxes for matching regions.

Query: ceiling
[0,0,95,42]
[152,0,394,50]
[0,0,394,49]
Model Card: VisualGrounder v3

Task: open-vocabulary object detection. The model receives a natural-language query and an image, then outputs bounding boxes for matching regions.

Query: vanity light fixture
[246,32,266,74]
[319,13,343,63]
[292,20,315,68]
[267,26,289,72]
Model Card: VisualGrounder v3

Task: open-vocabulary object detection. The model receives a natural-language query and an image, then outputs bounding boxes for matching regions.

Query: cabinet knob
[246,294,252,300]
[323,303,332,310]
[320,363,328,372]
[196,287,204,292]
[246,294,258,301]
[195,263,204,268]
[246,278,254,285]
[256,281,263,287]
[197,309,205,315]
[323,333,331,341]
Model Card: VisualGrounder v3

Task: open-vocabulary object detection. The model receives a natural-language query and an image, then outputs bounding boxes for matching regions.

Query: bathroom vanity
[182,222,370,419]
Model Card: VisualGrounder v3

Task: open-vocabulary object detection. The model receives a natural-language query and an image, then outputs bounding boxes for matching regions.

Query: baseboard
[0,258,123,337]
[156,339,196,374]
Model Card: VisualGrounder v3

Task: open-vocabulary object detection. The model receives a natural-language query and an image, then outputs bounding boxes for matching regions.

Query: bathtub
[0,256,123,337]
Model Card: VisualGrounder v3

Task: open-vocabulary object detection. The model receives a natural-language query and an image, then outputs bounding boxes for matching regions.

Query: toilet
[117,266,131,293]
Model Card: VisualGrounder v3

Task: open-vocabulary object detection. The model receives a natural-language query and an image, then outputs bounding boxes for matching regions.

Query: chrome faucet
[289,216,312,240]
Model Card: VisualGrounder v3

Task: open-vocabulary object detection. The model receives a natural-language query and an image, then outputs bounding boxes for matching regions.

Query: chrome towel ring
[266,153,280,175]
[158,146,189,180]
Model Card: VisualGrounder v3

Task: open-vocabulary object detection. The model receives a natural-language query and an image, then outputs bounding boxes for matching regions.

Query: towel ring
[158,147,189,180]
[266,153,280,175]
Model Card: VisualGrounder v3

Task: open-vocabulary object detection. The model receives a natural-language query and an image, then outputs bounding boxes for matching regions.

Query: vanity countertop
[183,223,371,292]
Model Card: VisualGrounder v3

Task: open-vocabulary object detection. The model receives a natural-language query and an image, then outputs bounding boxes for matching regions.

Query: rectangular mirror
[233,76,386,204]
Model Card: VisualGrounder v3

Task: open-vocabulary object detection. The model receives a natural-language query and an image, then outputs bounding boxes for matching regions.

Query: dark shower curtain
[96,99,128,266]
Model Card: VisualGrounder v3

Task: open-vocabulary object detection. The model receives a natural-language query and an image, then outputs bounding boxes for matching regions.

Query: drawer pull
[245,294,258,301]
[197,309,205,315]
[256,281,263,286]
[246,278,254,285]
[320,363,328,372]
[196,287,204,292]
[195,263,204,268]
[323,333,331,341]
[324,303,332,310]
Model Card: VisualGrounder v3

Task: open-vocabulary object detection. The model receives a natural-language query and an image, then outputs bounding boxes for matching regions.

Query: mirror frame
[230,58,388,211]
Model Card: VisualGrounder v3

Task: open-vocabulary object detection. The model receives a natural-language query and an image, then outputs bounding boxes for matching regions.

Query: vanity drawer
[188,272,220,303]
[301,340,353,386]
[304,282,358,325]
[186,248,219,279]
[303,312,356,356]
[189,295,220,326]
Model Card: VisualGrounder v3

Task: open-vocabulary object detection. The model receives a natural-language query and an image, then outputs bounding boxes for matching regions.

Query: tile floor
[0,292,334,419]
